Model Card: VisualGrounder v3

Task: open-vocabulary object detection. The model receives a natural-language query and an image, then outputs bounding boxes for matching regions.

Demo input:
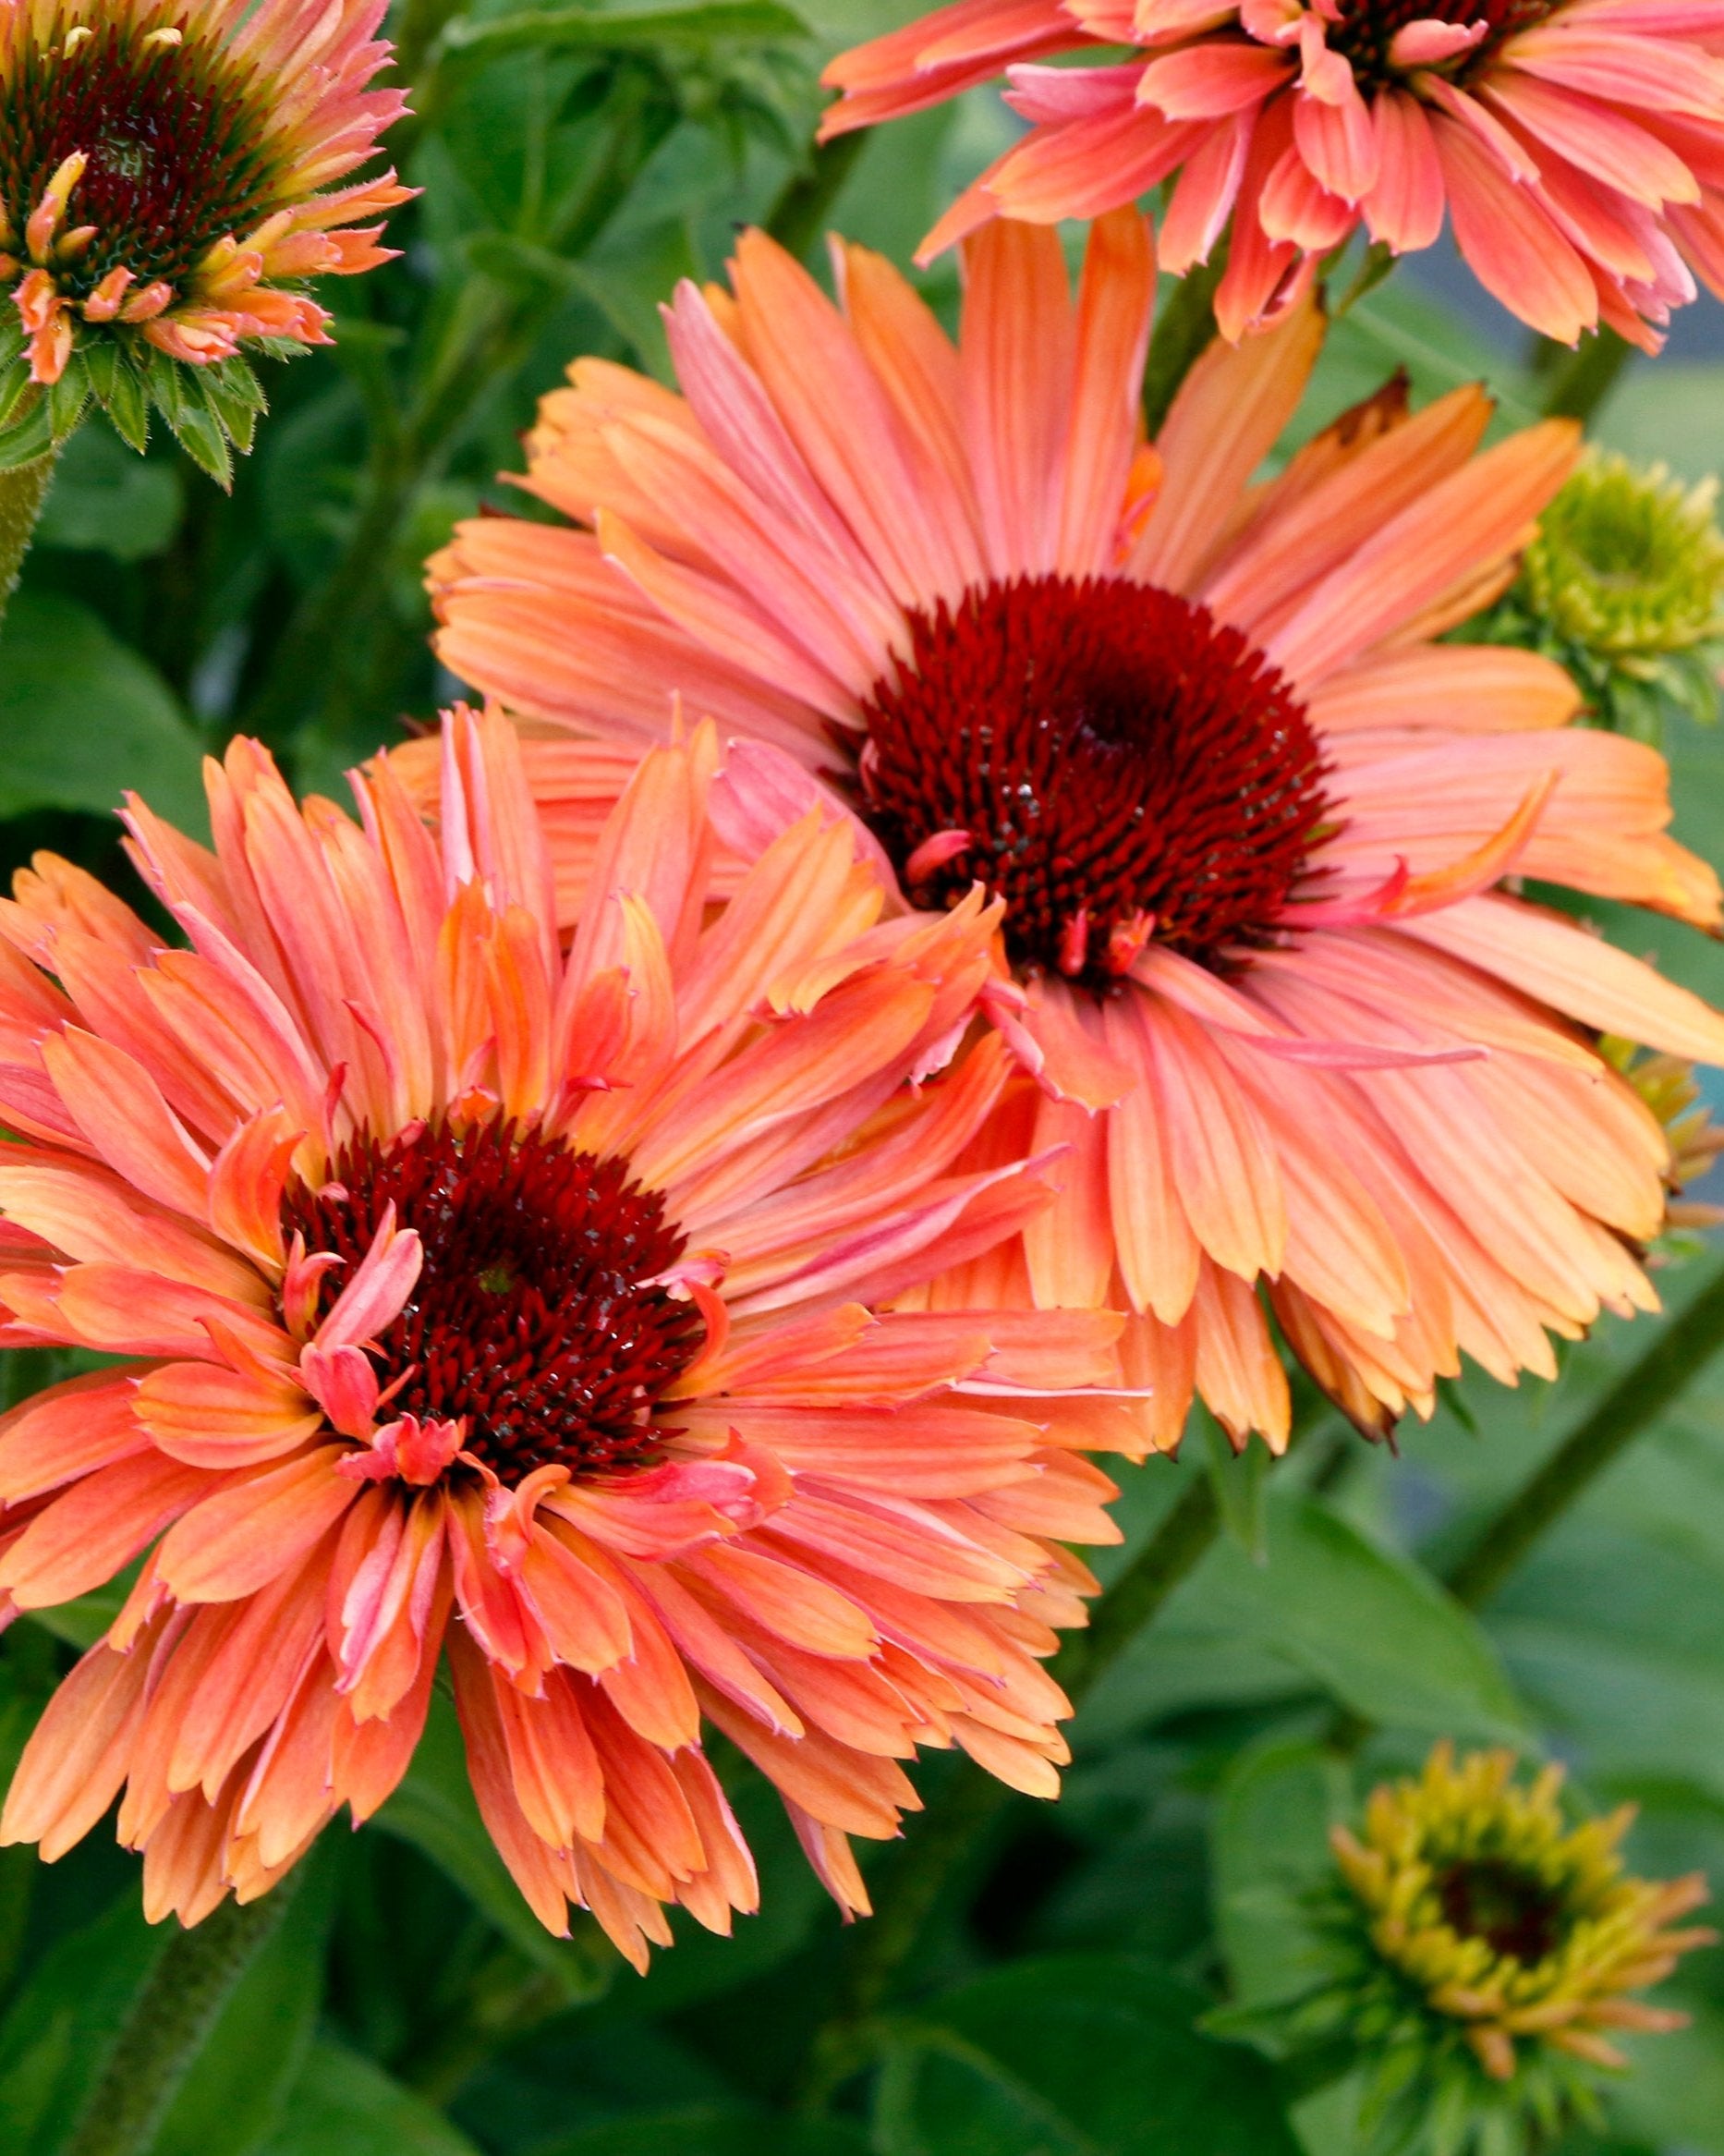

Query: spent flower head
[0,0,410,481]
[1484,452,1724,743]
[1308,1744,1714,2155]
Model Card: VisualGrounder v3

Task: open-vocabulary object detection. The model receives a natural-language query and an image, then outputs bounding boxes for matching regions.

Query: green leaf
[26,1565,138,1650]
[1204,1409,1269,1562]
[0,1886,164,2156]
[151,1851,338,2156]
[878,1955,1304,2156]
[33,425,183,560]
[0,592,206,828]
[1211,1741,1352,2014]
[372,1687,613,2000]
[532,2116,870,2156]
[439,3,807,67]
[1087,1492,1524,1745]
[0,396,54,470]
[259,2036,482,2156]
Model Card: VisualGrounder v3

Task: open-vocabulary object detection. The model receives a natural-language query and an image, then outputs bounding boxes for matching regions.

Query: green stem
[59,1887,294,2156]
[1143,252,1227,438]
[1444,1256,1724,1611]
[1539,326,1634,424]
[765,131,870,262]
[0,449,57,635]
[796,1472,1222,2110]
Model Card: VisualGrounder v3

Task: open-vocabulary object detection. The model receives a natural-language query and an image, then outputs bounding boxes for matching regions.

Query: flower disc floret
[282,1119,701,1482]
[857,573,1330,986]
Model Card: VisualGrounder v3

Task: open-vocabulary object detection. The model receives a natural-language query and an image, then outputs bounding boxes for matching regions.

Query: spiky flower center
[1436,1858,1565,1966]
[1324,0,1550,89]
[281,1120,702,1485]
[856,574,1330,989]
[2,16,281,295]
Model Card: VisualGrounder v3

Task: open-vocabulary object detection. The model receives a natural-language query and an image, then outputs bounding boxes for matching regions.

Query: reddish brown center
[2,18,281,296]
[856,574,1330,989]
[1325,0,1550,88]
[1436,1858,1565,1966]
[281,1120,701,1485]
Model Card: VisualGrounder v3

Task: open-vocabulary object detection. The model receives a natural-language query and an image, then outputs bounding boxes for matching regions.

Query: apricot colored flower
[820,0,1724,347]
[1,0,408,391]
[427,213,1724,1453]
[0,708,1126,1964]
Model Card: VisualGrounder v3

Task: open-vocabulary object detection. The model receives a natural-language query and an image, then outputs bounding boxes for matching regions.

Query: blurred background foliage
[6,4,1724,2154]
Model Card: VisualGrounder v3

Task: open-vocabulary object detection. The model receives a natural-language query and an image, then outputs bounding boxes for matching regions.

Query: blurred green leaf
[0,1886,164,2156]
[259,2036,483,2156]
[0,592,206,827]
[532,2114,869,2155]
[877,1955,1303,2156]
[439,4,807,67]
[34,427,183,561]
[373,1688,613,2001]
[1088,1492,1524,1746]
[1609,2000,1724,2154]
[1211,1741,1351,2013]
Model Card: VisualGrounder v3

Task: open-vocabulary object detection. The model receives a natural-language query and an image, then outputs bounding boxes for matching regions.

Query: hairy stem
[1445,1257,1724,1611]
[60,1887,294,2156]
[1540,326,1634,424]
[797,1472,1221,2109]
[0,449,57,634]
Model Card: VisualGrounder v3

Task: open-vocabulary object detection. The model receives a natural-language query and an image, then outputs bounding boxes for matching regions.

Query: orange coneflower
[1,0,409,387]
[819,0,1724,347]
[426,213,1724,1452]
[0,707,1127,1964]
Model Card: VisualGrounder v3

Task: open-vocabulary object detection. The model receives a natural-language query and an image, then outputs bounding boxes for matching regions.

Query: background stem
[1539,326,1634,424]
[766,131,869,262]
[1444,1256,1724,1611]
[59,1888,293,2156]
[1143,254,1226,438]
[0,449,58,635]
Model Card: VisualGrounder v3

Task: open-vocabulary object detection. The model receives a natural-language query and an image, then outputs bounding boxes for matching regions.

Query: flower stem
[766,131,870,262]
[1539,326,1634,424]
[1444,1255,1724,1611]
[1143,252,1227,438]
[796,1471,1221,2109]
[0,449,57,635]
[59,1887,294,2156]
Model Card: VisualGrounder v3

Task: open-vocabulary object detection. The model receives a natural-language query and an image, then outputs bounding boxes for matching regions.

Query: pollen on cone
[419,212,1724,1459]
[0,705,1129,1964]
